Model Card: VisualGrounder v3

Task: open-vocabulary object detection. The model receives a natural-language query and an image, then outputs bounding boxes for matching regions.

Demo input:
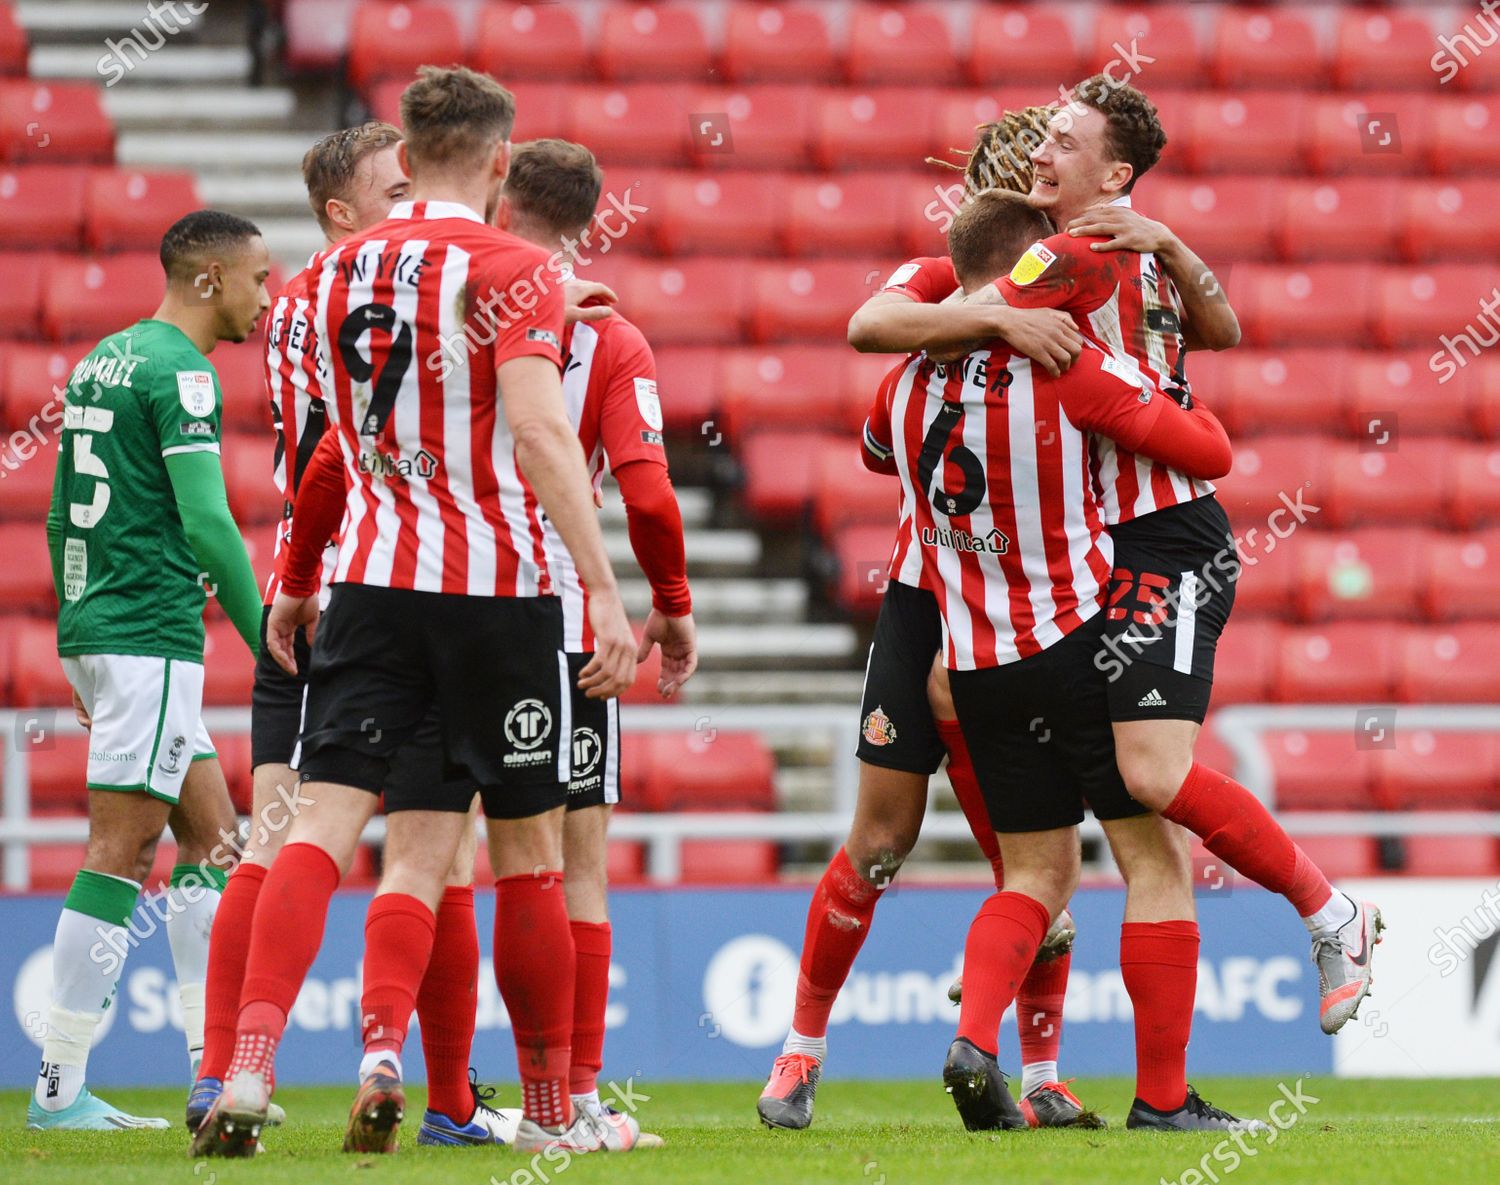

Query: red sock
[495,873,575,1129]
[955,892,1050,1053]
[361,893,437,1058]
[569,921,611,1096]
[937,719,1005,889]
[1120,920,1199,1112]
[1016,949,1069,1071]
[792,848,885,1039]
[236,842,341,1058]
[199,862,266,1081]
[1163,763,1332,916]
[416,885,479,1123]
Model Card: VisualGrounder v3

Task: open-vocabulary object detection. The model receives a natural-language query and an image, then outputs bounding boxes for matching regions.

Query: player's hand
[1066,205,1175,255]
[992,307,1084,377]
[70,687,92,730]
[266,591,319,677]
[564,279,617,325]
[578,586,637,699]
[637,608,698,698]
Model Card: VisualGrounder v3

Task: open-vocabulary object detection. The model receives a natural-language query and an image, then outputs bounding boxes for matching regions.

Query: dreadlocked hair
[926,105,1054,197]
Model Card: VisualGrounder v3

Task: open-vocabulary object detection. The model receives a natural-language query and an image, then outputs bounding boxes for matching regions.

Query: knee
[1114,742,1190,810]
[846,831,914,887]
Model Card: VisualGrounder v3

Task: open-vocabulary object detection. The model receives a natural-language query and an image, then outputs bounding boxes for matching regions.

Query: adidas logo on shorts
[1137,688,1168,708]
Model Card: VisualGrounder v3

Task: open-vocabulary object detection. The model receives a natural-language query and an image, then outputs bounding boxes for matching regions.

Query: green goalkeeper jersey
[51,319,226,663]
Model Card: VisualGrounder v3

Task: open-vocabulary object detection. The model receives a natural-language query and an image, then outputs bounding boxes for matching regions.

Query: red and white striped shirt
[311,200,565,597]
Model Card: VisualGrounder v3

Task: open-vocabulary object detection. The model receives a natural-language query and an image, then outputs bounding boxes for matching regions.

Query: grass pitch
[5,1078,1496,1185]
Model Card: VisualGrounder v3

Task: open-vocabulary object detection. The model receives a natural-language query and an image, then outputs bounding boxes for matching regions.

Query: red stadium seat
[0,251,52,339]
[1474,360,1500,439]
[1182,92,1309,175]
[1236,263,1376,347]
[1,341,84,432]
[966,6,1079,86]
[1425,529,1500,619]
[1333,9,1441,91]
[473,4,587,82]
[1291,528,1435,620]
[1198,348,1347,438]
[651,172,780,257]
[213,339,273,431]
[1450,446,1500,530]
[222,431,281,525]
[214,732,253,812]
[846,4,956,85]
[0,165,86,249]
[571,84,692,166]
[605,840,648,885]
[0,430,53,518]
[0,4,26,74]
[1401,837,1500,877]
[930,90,1039,182]
[840,351,903,433]
[1397,625,1500,703]
[812,87,940,170]
[1399,179,1500,261]
[782,173,905,259]
[689,85,814,169]
[28,736,90,814]
[1286,835,1380,879]
[738,429,839,523]
[1422,95,1500,172]
[202,620,256,706]
[0,523,54,610]
[1373,731,1500,811]
[84,170,199,252]
[747,259,884,343]
[828,522,898,616]
[282,0,359,74]
[722,3,836,83]
[810,438,895,536]
[1342,351,1475,440]
[1212,433,1331,538]
[1086,6,1202,87]
[1148,176,1277,264]
[1276,623,1398,702]
[679,840,779,884]
[346,2,465,93]
[507,80,574,142]
[1304,93,1433,176]
[40,254,161,342]
[1211,7,1323,88]
[1326,443,1449,528]
[0,81,113,163]
[651,346,719,433]
[627,730,776,812]
[1373,264,1495,349]
[718,346,849,441]
[894,172,956,257]
[24,846,89,891]
[1264,730,1378,812]
[11,618,70,704]
[614,259,748,346]
[619,642,664,707]
[1275,179,1399,262]
[1209,620,1281,704]
[597,4,709,82]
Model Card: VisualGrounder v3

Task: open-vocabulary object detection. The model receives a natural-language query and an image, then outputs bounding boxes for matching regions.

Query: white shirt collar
[1109,194,1134,208]
[388,200,485,224]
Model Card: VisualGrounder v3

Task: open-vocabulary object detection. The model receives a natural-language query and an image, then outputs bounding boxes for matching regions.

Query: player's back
[310,199,565,597]
[52,319,221,661]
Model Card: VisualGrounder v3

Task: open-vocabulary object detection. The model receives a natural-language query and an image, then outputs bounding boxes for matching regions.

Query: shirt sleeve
[879,256,960,305]
[483,243,566,370]
[994,231,1122,314]
[861,365,900,475]
[279,428,348,598]
[593,322,665,469]
[146,361,223,458]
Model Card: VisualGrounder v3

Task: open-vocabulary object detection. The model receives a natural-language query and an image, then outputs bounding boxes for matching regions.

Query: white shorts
[61,654,215,803]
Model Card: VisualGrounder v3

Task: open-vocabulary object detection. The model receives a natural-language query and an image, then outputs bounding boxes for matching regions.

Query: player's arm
[860,368,899,476]
[1064,205,1241,351]
[265,429,346,674]
[163,452,262,653]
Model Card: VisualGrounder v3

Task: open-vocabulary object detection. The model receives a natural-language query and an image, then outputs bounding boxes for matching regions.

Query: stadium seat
[1263,730,1378,812]
[1276,623,1398,702]
[1149,176,1277,263]
[846,4,956,85]
[651,172,780,257]
[1340,351,1475,441]
[281,0,359,74]
[679,840,779,884]
[651,346,719,434]
[83,170,200,252]
[214,732,253,813]
[810,437,895,536]
[571,85,693,166]
[840,351,904,432]
[1210,7,1323,88]
[0,433,53,519]
[1450,446,1500,529]
[895,172,957,257]
[619,642,664,707]
[1303,93,1432,176]
[614,260,748,346]
[1209,620,1281,704]
[27,735,90,815]
[0,81,114,163]
[1426,96,1500,173]
[1371,264,1493,348]
[473,4,587,82]
[1199,348,1348,438]
[1424,529,1500,619]
[1235,263,1376,347]
[40,254,161,342]
[1285,835,1380,880]
[812,87,940,170]
[718,346,850,441]
[202,620,256,706]
[1373,731,1500,811]
[1326,444,1449,528]
[688,85,814,169]
[722,3,836,83]
[24,845,90,891]
[781,173,906,259]
[627,730,776,812]
[506,80,574,142]
[0,251,51,338]
[1398,624,1500,703]
[1,341,83,432]
[0,165,87,249]
[1399,179,1500,261]
[0,523,54,610]
[0,3,26,75]
[213,339,273,431]
[1291,528,1435,620]
[597,4,709,81]
[1333,9,1442,91]
[346,2,465,94]
[1474,359,1500,439]
[1086,6,1202,86]
[738,429,840,523]
[1401,836,1500,877]
[747,259,885,343]
[1275,179,1399,262]
[828,521,898,616]
[10,618,70,703]
[966,6,1079,85]
[931,90,1032,180]
[223,431,282,525]
[1212,433,1331,530]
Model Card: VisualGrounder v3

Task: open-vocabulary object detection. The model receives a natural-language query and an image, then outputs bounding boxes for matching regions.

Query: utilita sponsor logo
[921,525,1011,554]
[358,448,439,480]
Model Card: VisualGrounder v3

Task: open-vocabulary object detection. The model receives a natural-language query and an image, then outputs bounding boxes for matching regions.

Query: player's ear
[397,139,411,178]
[193,260,223,302]
[324,196,353,236]
[494,193,513,231]
[1102,161,1133,198]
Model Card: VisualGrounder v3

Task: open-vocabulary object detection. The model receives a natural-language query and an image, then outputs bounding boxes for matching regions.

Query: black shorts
[564,651,620,811]
[1100,494,1238,725]
[948,614,1149,833]
[298,584,571,820]
[250,605,310,771]
[382,712,479,816]
[855,582,946,776]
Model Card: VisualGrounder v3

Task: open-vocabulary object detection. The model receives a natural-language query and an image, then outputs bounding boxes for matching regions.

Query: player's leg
[759,583,942,1130]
